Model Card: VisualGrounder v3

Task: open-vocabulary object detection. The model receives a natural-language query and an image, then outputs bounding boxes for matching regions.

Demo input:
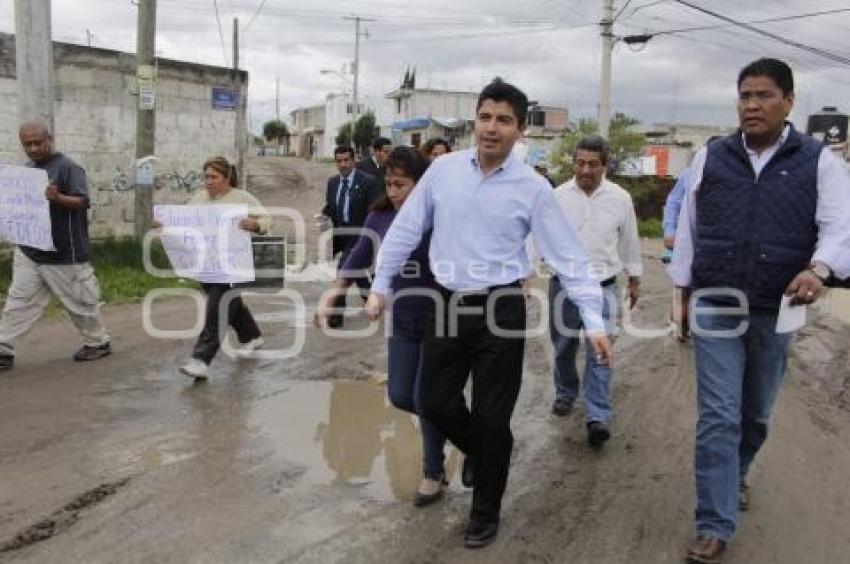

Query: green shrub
[638,218,664,238]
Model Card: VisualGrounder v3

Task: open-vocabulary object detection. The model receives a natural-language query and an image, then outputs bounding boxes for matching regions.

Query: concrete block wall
[0,33,248,237]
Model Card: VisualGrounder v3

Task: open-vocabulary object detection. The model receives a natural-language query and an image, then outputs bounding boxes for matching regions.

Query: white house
[289,104,324,158]
[290,73,570,160]
[382,86,479,149]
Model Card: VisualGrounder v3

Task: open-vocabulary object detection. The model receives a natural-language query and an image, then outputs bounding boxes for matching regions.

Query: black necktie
[338,177,350,222]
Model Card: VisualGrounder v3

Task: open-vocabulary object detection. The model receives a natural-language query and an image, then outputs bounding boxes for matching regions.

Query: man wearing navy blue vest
[670,59,850,563]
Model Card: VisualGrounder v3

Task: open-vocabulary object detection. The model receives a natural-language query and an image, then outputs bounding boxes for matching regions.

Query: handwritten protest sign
[154,205,255,283]
[0,165,55,251]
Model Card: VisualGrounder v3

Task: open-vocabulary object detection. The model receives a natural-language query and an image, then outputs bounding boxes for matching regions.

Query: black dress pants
[418,285,526,524]
[193,283,261,364]
[330,241,371,326]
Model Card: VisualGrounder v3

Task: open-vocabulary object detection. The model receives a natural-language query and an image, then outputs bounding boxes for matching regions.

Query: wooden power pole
[134,0,157,240]
[233,17,245,188]
[14,0,55,131]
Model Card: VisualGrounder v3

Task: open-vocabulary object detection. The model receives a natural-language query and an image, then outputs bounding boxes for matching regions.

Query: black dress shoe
[552,398,572,416]
[0,354,13,370]
[327,314,343,328]
[461,456,474,488]
[464,519,498,549]
[587,421,611,447]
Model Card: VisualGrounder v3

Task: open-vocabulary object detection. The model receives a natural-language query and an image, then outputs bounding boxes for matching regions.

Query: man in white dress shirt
[669,58,850,563]
[549,135,642,447]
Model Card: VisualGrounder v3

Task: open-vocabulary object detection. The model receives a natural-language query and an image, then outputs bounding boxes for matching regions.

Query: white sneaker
[179,358,209,379]
[237,337,265,358]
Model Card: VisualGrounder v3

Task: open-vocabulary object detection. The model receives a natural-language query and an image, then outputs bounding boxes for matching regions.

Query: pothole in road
[0,478,130,555]
[251,380,462,502]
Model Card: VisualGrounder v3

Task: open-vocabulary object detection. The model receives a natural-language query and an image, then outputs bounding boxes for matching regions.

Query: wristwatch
[808,263,832,283]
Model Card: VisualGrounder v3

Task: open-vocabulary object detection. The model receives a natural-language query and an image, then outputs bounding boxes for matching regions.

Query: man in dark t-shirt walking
[0,122,111,370]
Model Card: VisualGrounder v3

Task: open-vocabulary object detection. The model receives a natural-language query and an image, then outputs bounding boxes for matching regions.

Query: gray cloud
[2,0,849,132]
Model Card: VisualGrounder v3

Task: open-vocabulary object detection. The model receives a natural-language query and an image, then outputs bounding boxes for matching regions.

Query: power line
[673,0,850,66]
[207,21,588,47]
[628,8,850,39]
[212,0,229,66]
[161,0,558,24]
[614,0,635,22]
[243,0,267,31]
[137,22,585,51]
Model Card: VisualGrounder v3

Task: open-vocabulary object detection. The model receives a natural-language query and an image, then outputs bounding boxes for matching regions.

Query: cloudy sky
[2,0,850,133]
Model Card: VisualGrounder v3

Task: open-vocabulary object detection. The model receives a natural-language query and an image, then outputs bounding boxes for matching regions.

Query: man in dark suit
[322,145,383,327]
[356,137,392,179]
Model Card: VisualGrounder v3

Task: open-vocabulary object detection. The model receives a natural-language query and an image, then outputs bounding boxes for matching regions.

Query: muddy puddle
[250,380,460,503]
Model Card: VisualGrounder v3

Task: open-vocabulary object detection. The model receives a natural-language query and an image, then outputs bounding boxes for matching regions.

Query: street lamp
[320,68,352,89]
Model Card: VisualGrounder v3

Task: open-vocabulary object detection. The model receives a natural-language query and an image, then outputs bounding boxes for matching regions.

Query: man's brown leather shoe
[686,535,726,563]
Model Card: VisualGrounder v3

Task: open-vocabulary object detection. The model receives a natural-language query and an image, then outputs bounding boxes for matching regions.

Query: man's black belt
[600,276,617,287]
[437,280,523,305]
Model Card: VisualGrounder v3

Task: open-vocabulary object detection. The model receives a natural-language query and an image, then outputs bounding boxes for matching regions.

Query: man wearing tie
[322,145,383,327]
[357,137,392,179]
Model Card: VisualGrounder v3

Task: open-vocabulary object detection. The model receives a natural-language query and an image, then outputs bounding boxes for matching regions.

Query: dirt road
[1,156,849,563]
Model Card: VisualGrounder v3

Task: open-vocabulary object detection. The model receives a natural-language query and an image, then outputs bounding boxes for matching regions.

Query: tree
[352,112,378,156]
[335,122,352,147]
[335,112,378,155]
[263,120,289,146]
[550,112,645,183]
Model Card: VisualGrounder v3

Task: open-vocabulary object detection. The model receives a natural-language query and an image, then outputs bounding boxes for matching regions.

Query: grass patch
[0,238,197,305]
[638,218,663,238]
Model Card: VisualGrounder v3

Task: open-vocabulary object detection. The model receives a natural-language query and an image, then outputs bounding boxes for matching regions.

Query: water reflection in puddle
[251,380,458,502]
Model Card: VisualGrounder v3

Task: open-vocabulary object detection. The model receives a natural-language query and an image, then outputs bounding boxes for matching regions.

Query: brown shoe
[739,480,750,511]
[686,535,726,563]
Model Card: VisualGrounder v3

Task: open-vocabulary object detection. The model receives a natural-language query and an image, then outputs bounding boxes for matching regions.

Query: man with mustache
[670,58,850,563]
[548,135,642,447]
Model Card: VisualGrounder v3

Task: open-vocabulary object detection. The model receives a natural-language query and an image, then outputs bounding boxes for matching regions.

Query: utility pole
[232,17,239,70]
[232,17,245,188]
[134,0,156,240]
[86,28,93,47]
[14,0,55,131]
[275,76,280,122]
[598,0,614,139]
[343,15,374,150]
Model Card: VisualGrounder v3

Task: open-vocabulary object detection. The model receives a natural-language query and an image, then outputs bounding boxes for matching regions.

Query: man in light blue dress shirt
[365,78,613,548]
[662,167,690,252]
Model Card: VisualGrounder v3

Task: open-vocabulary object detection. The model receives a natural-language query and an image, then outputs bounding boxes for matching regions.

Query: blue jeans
[549,278,618,424]
[387,332,447,480]
[692,299,793,541]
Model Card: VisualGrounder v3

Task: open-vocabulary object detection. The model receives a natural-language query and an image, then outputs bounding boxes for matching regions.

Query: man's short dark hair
[574,135,609,164]
[737,58,794,96]
[372,137,391,150]
[334,145,355,159]
[476,77,529,127]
